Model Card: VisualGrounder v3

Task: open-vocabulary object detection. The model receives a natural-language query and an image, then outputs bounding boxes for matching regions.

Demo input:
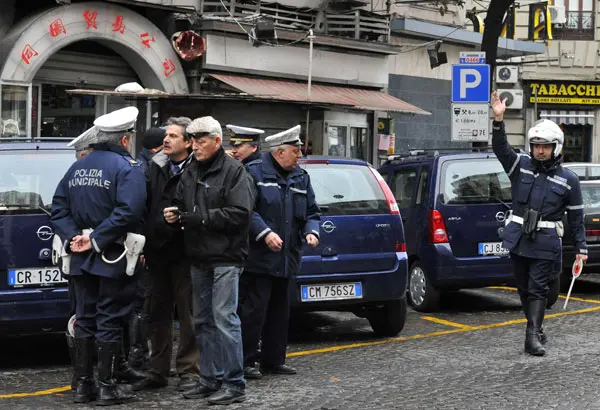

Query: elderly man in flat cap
[51,107,147,406]
[164,116,254,405]
[239,125,321,379]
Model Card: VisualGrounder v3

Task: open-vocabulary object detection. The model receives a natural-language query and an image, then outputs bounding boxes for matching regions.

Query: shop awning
[209,74,431,115]
[540,109,595,125]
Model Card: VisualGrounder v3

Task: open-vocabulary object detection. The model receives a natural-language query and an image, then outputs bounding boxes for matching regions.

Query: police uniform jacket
[492,121,587,261]
[242,150,261,165]
[144,151,192,260]
[245,152,321,278]
[172,148,254,268]
[51,143,147,279]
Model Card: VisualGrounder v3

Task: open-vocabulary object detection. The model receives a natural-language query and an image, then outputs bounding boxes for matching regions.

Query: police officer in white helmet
[491,91,587,357]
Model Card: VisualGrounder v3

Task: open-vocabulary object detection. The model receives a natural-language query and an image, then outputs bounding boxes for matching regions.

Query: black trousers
[72,273,131,342]
[238,273,291,367]
[510,253,560,302]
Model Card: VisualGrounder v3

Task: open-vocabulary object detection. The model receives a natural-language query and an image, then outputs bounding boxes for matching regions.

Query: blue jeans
[190,265,245,392]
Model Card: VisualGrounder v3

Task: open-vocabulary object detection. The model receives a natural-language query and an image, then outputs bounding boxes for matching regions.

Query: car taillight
[429,210,448,243]
[586,229,600,236]
[369,167,400,215]
[396,242,406,252]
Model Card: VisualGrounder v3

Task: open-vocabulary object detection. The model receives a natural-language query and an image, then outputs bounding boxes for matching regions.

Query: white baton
[563,259,583,310]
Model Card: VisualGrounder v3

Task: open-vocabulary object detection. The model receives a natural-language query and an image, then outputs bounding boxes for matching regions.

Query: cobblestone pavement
[3,278,600,409]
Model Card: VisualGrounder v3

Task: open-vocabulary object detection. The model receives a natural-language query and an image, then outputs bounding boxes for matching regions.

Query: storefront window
[327,126,347,156]
[41,84,96,138]
[350,127,368,161]
[561,124,592,162]
[1,85,27,138]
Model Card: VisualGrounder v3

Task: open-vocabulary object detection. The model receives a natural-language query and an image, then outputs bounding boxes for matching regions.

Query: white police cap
[265,125,302,148]
[67,126,99,148]
[93,106,139,133]
[226,124,264,146]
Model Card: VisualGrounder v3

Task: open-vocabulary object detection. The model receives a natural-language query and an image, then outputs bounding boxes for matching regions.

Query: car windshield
[0,149,74,213]
[581,183,600,211]
[302,163,388,215]
[441,157,512,205]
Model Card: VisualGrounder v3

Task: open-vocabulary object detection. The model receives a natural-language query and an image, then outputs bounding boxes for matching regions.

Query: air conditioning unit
[496,66,518,84]
[499,89,523,110]
[548,5,567,25]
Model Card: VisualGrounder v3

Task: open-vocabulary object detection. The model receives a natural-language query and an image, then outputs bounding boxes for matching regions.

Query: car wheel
[547,277,560,309]
[408,261,440,312]
[367,299,407,337]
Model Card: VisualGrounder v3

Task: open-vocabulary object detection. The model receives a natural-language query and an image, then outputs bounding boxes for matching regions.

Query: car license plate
[478,242,509,256]
[301,283,362,302]
[8,267,66,287]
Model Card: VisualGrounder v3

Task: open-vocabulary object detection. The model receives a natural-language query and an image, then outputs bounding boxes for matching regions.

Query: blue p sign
[451,64,490,103]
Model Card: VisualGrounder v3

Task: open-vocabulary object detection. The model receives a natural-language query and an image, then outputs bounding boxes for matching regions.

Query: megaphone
[172,30,206,62]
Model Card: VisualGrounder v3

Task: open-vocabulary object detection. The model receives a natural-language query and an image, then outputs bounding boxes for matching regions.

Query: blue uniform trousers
[238,272,292,368]
[510,253,561,302]
[73,273,131,342]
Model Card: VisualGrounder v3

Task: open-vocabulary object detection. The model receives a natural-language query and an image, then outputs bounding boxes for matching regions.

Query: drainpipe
[305,29,315,153]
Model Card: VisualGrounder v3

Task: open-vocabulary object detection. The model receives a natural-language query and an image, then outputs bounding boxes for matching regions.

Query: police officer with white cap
[51,106,147,405]
[226,124,264,164]
[491,91,587,357]
[239,125,321,379]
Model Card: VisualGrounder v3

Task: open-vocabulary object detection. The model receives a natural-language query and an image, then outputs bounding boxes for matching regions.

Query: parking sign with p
[451,64,490,103]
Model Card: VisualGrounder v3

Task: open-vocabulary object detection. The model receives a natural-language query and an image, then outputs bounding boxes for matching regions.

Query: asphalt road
[3,277,600,409]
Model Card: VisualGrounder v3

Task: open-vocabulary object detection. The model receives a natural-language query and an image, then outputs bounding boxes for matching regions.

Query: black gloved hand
[179,212,205,229]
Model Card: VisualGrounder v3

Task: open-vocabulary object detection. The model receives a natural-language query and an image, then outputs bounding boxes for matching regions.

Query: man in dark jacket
[226,124,264,164]
[239,125,321,379]
[133,117,200,392]
[164,116,254,405]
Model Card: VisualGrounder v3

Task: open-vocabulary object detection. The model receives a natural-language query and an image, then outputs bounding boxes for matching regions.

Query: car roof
[382,150,498,166]
[0,141,73,151]
[299,155,370,166]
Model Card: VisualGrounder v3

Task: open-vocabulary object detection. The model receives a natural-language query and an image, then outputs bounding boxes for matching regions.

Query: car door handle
[321,246,337,257]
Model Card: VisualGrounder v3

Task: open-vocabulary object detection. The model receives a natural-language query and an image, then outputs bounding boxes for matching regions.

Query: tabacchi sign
[528,81,600,105]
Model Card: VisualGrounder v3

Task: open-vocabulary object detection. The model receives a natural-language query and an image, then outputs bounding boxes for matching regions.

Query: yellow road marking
[287,305,600,358]
[487,285,600,305]
[0,385,71,399]
[420,316,474,330]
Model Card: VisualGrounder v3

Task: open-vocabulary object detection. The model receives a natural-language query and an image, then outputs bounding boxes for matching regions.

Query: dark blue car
[378,151,518,312]
[293,157,408,337]
[0,141,74,336]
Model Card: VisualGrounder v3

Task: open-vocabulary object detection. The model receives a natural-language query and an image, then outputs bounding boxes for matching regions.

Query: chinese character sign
[83,10,98,30]
[21,44,39,65]
[163,59,176,77]
[49,18,67,37]
[140,32,155,48]
[112,16,126,34]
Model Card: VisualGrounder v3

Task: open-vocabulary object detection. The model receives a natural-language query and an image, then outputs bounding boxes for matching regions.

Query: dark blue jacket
[245,153,321,278]
[492,121,587,261]
[51,143,147,279]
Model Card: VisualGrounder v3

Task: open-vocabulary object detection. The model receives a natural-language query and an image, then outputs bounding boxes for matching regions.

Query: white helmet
[526,119,564,157]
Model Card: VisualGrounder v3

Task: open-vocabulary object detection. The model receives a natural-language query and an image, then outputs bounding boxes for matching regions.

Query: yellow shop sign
[529,82,600,104]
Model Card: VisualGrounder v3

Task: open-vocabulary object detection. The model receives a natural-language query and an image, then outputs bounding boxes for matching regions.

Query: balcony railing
[552,11,595,40]
[200,0,390,42]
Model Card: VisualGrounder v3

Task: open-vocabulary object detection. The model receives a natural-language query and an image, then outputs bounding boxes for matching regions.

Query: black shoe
[539,326,548,345]
[261,364,297,375]
[207,388,246,405]
[96,340,137,406]
[72,338,97,404]
[182,382,219,399]
[115,360,146,384]
[244,366,263,379]
[177,375,200,392]
[524,299,546,357]
[132,376,168,391]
